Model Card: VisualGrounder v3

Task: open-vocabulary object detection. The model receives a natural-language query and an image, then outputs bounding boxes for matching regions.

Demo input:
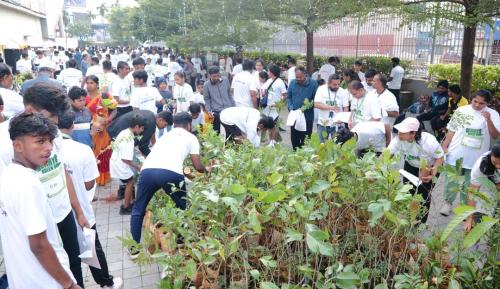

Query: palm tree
[97,3,108,24]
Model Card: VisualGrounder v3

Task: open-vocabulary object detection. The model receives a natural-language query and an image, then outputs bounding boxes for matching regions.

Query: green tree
[379,0,500,99]
[67,21,93,41]
[108,6,136,46]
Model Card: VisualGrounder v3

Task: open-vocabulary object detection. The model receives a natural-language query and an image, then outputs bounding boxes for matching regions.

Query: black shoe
[119,205,132,215]
[117,186,125,200]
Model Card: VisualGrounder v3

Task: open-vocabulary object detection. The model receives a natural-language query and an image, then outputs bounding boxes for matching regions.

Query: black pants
[116,106,133,119]
[290,118,313,150]
[57,212,83,288]
[212,111,221,135]
[389,88,401,107]
[403,162,433,223]
[221,121,242,141]
[89,225,114,287]
[416,110,439,122]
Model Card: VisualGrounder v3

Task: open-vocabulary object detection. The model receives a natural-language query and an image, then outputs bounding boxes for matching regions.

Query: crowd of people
[0,45,498,289]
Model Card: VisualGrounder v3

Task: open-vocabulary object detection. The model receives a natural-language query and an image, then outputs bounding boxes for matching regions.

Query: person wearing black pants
[388,117,445,224]
[89,225,115,287]
[203,66,235,135]
[57,212,84,287]
[290,118,313,149]
[211,111,221,134]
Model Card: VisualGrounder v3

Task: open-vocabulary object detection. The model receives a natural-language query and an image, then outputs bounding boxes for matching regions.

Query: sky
[86,0,137,9]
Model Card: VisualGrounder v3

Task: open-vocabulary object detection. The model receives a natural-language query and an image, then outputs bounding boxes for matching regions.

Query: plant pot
[143,210,153,229]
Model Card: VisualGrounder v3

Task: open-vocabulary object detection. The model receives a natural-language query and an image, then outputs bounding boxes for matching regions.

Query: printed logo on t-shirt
[465,128,482,136]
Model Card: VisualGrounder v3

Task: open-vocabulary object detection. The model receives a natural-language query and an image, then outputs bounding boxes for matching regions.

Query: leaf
[285,228,303,243]
[336,272,360,289]
[229,235,243,255]
[305,224,333,256]
[306,180,331,194]
[267,172,283,186]
[374,283,389,289]
[463,216,498,249]
[441,205,477,242]
[259,189,287,203]
[248,208,262,234]
[448,278,461,289]
[230,184,246,194]
[260,281,280,289]
[250,269,260,280]
[184,259,197,281]
[367,199,391,226]
[259,255,277,268]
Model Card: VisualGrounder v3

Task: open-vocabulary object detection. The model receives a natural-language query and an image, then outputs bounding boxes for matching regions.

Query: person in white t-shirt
[110,114,145,215]
[231,57,243,76]
[348,80,382,127]
[0,83,88,287]
[387,57,404,106]
[261,64,287,121]
[130,70,164,114]
[111,61,133,118]
[371,73,399,126]
[314,74,350,142]
[130,112,210,247]
[58,111,124,289]
[85,56,104,84]
[361,68,376,94]
[336,121,391,158]
[220,106,276,147]
[318,56,337,82]
[57,59,83,92]
[287,58,296,86]
[232,60,258,108]
[16,52,32,74]
[0,112,80,289]
[464,143,500,231]
[100,60,118,94]
[354,60,365,82]
[167,55,183,87]
[0,63,24,117]
[173,71,194,113]
[439,90,500,216]
[389,117,444,223]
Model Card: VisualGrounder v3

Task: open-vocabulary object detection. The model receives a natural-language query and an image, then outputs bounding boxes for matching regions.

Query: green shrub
[428,64,500,97]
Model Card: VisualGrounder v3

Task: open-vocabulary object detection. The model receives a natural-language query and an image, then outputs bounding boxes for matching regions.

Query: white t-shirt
[318,63,336,81]
[142,127,200,174]
[100,72,119,93]
[470,152,499,214]
[232,71,257,108]
[287,66,296,86]
[362,81,375,93]
[85,65,104,81]
[388,132,444,168]
[314,85,350,127]
[16,58,32,74]
[173,83,194,112]
[446,105,500,169]
[111,76,132,108]
[357,71,366,82]
[232,64,243,76]
[352,121,386,152]
[118,53,129,63]
[220,107,261,147]
[130,86,163,114]
[262,77,287,120]
[61,138,99,227]
[110,129,135,180]
[57,68,83,91]
[371,89,399,125]
[350,93,382,125]
[0,87,24,117]
[388,65,404,90]
[0,163,73,289]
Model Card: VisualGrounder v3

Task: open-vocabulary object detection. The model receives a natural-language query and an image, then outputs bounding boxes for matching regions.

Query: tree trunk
[460,22,476,98]
[305,29,314,75]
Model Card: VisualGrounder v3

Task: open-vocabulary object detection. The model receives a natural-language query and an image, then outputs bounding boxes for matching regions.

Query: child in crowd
[173,71,194,113]
[0,112,80,289]
[155,110,173,142]
[130,71,164,115]
[155,77,173,113]
[189,103,204,134]
[58,111,123,289]
[110,113,146,215]
[68,86,93,148]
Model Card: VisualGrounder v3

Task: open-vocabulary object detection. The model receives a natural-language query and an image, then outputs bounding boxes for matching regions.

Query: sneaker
[119,205,132,215]
[103,277,123,289]
[440,202,452,216]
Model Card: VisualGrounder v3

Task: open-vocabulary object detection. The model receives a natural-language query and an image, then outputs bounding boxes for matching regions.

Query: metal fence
[267,13,499,77]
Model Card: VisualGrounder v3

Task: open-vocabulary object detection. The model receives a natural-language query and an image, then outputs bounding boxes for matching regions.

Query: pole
[485,23,495,65]
[430,3,440,64]
[355,17,361,58]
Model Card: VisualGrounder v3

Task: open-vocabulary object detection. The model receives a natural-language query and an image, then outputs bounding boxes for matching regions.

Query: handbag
[259,77,277,108]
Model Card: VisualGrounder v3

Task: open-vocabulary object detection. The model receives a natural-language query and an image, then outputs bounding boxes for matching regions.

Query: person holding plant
[86,75,117,186]
[389,117,445,223]
[348,80,382,128]
[440,90,500,216]
[130,112,210,248]
[336,121,392,158]
[464,142,500,231]
[220,106,276,147]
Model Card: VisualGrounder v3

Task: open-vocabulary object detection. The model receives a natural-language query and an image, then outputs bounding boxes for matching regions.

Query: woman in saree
[85,75,117,185]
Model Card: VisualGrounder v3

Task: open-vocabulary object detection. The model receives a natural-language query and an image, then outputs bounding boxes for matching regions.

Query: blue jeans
[317,125,336,143]
[130,169,186,243]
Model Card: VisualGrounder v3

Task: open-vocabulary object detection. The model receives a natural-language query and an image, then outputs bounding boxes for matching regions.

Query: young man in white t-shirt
[58,111,124,289]
[387,57,404,106]
[348,80,382,127]
[110,114,146,215]
[130,70,164,114]
[130,112,210,248]
[336,121,391,158]
[314,74,350,142]
[371,73,399,126]
[231,60,258,108]
[0,112,80,289]
[57,59,83,92]
[111,61,133,118]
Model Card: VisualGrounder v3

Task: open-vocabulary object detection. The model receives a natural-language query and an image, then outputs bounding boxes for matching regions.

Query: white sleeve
[83,147,100,182]
[110,80,120,97]
[490,110,500,132]
[130,91,139,108]
[119,139,134,161]
[189,137,200,155]
[382,94,399,112]
[153,88,163,102]
[249,77,257,92]
[425,135,445,159]
[186,85,194,102]
[370,96,382,120]
[387,138,399,155]
[469,157,484,186]
[20,181,48,236]
[340,90,350,109]
[390,68,395,78]
[314,86,324,102]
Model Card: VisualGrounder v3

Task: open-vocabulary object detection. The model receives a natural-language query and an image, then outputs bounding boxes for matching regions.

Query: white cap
[394,117,420,133]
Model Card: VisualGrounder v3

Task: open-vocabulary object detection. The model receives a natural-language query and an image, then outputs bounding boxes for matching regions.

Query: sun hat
[393,117,420,133]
